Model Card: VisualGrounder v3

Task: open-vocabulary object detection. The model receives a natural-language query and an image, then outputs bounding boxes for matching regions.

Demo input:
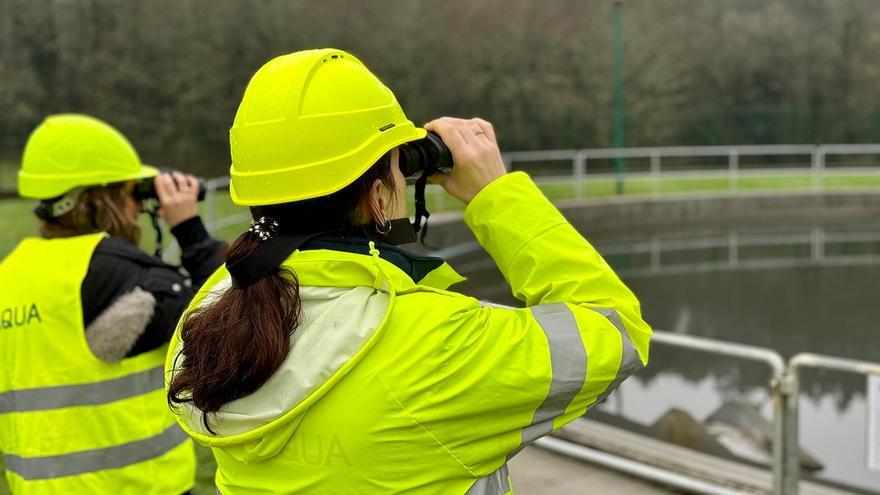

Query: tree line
[1,0,879,175]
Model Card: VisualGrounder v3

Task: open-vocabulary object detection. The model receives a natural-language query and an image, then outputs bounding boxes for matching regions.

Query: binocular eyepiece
[133,173,207,202]
[398,132,454,178]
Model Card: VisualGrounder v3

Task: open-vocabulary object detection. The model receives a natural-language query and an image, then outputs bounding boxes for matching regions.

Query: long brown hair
[168,154,395,433]
[40,183,141,245]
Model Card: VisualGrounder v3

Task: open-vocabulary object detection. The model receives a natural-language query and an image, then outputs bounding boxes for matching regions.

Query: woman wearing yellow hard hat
[0,114,225,494]
[166,49,651,494]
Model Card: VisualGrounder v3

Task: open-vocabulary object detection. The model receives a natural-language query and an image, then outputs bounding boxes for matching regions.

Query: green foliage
[2,1,880,176]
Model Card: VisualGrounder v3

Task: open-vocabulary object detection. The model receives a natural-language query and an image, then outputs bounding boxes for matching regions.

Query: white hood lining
[175,276,389,437]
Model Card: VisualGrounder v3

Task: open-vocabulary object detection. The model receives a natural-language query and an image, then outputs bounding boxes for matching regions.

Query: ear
[367,178,387,223]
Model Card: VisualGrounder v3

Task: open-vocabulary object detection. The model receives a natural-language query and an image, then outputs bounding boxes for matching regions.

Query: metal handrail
[534,436,747,495]
[427,225,880,279]
[503,318,877,495]
[652,330,785,376]
[650,331,790,494]
[775,353,880,494]
[789,353,880,376]
[202,143,880,232]
[499,143,880,200]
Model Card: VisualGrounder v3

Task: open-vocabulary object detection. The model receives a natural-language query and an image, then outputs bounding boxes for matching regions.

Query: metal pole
[780,353,880,493]
[772,370,800,495]
[810,228,825,262]
[650,237,661,273]
[728,149,739,193]
[650,149,661,195]
[204,179,218,233]
[728,232,738,267]
[535,437,746,495]
[613,0,625,195]
[574,151,587,200]
[811,146,824,190]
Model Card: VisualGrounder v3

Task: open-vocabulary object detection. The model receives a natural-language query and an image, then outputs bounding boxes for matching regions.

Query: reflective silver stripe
[521,303,587,446]
[591,307,643,405]
[3,424,189,480]
[0,366,164,414]
[466,463,511,495]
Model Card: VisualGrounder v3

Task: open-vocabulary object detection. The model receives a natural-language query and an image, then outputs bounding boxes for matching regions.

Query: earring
[375,219,392,235]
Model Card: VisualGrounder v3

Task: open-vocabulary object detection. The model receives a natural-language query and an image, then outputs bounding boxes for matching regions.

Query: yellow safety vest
[167,172,652,494]
[0,233,195,494]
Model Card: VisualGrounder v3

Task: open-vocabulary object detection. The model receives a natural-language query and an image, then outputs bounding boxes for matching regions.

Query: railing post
[772,369,800,495]
[810,228,825,262]
[204,180,218,233]
[650,237,661,273]
[728,232,738,268]
[574,151,587,200]
[811,146,825,190]
[651,149,661,195]
[728,149,739,193]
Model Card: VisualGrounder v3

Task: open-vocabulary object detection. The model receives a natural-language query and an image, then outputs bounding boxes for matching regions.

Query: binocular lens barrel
[399,132,454,178]
[133,176,207,202]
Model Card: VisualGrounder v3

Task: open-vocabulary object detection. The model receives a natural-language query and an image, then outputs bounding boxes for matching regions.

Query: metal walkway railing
[502,143,880,199]
[569,330,880,495]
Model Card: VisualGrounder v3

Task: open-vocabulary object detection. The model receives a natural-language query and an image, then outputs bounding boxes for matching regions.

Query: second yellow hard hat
[19,114,157,200]
[229,48,426,206]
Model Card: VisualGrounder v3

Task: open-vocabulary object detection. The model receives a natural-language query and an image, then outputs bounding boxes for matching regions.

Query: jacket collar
[287,236,465,292]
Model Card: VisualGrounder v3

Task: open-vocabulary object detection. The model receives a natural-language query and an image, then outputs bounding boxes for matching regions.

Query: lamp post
[613,0,625,195]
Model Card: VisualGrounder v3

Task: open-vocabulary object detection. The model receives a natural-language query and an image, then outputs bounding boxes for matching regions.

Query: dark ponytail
[168,154,395,433]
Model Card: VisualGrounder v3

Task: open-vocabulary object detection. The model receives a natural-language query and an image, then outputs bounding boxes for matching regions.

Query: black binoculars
[133,172,206,202]
[398,132,453,178]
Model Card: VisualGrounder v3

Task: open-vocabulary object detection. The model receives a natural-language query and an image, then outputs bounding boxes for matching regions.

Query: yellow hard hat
[18,114,158,199]
[229,48,426,206]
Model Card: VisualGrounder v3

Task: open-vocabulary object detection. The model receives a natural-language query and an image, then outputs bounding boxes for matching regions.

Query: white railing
[200,143,880,233]
[429,225,880,278]
[560,331,880,495]
[502,143,880,198]
[601,226,880,277]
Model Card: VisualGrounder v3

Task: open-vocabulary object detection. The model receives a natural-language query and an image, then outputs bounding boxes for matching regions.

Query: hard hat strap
[411,173,431,244]
[146,205,164,258]
[33,188,84,220]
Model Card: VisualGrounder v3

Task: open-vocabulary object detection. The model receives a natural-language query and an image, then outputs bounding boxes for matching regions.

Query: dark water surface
[450,221,880,492]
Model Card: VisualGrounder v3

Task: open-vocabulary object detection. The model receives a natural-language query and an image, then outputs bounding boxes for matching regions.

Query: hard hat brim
[18,164,160,199]
[229,124,427,206]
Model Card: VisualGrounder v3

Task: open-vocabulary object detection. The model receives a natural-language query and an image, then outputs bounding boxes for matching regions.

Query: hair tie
[248,216,279,241]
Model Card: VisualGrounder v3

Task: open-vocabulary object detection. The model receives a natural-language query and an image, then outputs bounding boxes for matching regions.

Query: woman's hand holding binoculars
[154,172,200,228]
[424,117,507,204]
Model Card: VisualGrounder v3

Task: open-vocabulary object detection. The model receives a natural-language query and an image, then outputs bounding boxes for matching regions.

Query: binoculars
[399,132,453,178]
[133,172,206,202]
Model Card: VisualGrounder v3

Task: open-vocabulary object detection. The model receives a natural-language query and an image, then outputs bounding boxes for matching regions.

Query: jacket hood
[166,246,463,463]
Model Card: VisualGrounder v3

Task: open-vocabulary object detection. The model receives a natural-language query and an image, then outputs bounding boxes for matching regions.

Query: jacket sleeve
[387,172,651,477]
[170,216,228,288]
[81,228,224,360]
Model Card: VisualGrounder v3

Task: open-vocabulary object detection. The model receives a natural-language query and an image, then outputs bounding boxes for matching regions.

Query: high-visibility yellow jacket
[167,172,651,494]
[0,233,195,494]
